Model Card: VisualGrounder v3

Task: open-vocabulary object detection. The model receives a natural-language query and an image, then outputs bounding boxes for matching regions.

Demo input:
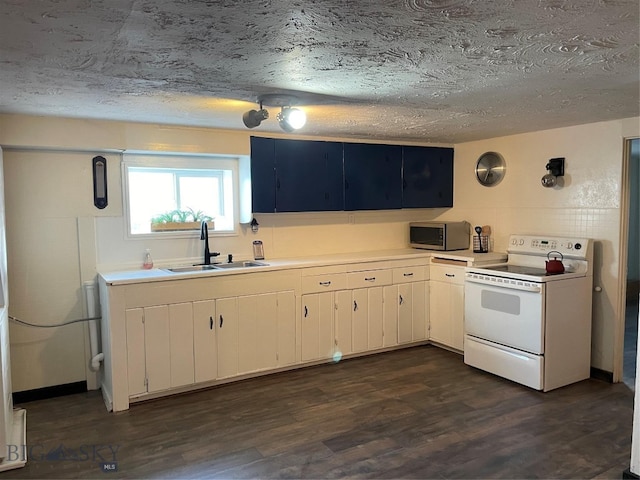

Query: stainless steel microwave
[409,221,470,251]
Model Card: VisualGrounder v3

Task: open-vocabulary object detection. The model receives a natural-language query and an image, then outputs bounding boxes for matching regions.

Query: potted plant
[150,208,214,232]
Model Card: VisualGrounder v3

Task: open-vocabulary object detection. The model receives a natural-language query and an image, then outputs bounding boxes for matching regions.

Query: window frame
[122,152,241,239]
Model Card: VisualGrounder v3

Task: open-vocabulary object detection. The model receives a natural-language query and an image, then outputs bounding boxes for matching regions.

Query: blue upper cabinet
[344,143,403,211]
[274,139,344,212]
[402,146,454,208]
[250,137,276,213]
[251,137,454,212]
[250,137,344,213]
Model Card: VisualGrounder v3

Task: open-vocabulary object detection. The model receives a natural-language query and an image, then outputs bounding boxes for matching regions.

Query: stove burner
[480,264,553,278]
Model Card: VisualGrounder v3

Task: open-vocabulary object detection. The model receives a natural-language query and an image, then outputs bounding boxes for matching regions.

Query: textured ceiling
[0,0,638,143]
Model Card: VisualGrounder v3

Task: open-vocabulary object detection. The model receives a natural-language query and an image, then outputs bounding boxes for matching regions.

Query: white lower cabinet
[238,291,296,373]
[238,294,277,374]
[169,303,195,388]
[193,300,217,384]
[384,281,428,346]
[382,286,399,347]
[351,287,385,352]
[348,269,392,352]
[300,271,348,362]
[125,308,146,396]
[218,291,296,378]
[301,292,336,362]
[429,263,465,350]
[125,304,190,396]
[334,290,353,357]
[124,290,297,399]
[275,291,297,367]
[382,265,428,347]
[216,297,239,379]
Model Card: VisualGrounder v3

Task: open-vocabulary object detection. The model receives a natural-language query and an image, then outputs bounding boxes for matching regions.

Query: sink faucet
[200,221,220,265]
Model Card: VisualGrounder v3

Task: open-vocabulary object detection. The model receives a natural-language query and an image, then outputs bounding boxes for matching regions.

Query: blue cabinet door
[402,146,453,208]
[344,143,402,211]
[250,137,276,213]
[275,140,344,212]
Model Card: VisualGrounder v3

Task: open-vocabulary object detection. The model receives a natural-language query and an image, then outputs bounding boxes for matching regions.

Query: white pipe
[83,281,104,371]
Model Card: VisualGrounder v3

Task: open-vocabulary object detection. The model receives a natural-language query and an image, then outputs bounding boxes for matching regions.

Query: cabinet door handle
[304,306,308,318]
[319,281,332,286]
[276,179,281,190]
[399,295,404,305]
[219,315,223,328]
[403,272,414,277]
[445,273,455,278]
[210,316,213,330]
[353,300,358,311]
[365,277,376,282]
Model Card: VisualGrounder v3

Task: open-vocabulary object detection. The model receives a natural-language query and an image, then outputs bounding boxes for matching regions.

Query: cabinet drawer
[347,269,393,289]
[301,273,347,294]
[392,266,426,284]
[430,264,465,285]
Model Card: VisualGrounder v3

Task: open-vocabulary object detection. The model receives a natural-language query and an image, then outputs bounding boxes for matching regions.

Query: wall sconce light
[541,157,565,188]
[92,155,108,209]
[242,94,306,132]
[250,217,259,233]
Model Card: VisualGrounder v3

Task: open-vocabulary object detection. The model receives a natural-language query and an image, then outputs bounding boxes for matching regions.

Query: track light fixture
[242,94,306,132]
[242,101,269,128]
[277,106,307,132]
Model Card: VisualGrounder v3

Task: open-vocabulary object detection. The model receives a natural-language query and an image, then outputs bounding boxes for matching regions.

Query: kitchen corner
[98,247,507,412]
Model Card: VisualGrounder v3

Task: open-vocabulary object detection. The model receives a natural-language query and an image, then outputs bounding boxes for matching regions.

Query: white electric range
[463,234,593,391]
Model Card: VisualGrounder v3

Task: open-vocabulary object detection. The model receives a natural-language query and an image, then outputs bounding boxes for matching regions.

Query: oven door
[464,275,545,354]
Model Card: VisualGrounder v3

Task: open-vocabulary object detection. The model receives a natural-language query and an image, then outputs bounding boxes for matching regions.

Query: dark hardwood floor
[3,346,633,479]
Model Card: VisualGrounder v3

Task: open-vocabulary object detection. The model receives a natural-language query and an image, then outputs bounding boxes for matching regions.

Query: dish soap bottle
[142,249,154,269]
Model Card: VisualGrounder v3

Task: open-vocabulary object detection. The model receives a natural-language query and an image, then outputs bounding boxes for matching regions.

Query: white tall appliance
[0,147,26,470]
[464,234,593,391]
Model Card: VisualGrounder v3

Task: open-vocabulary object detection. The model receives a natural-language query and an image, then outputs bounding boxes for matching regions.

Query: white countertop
[100,248,507,286]
[429,249,507,265]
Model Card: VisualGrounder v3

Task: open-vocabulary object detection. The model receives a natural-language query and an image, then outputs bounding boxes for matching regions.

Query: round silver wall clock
[475,152,506,187]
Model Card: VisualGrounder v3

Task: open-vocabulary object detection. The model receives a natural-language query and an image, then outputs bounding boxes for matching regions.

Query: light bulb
[286,108,306,129]
[277,107,306,132]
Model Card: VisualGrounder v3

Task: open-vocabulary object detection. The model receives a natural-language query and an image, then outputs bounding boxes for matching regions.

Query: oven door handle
[465,276,542,293]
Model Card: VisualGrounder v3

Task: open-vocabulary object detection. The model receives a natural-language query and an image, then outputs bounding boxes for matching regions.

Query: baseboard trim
[13,381,87,405]
[590,367,614,383]
[623,468,640,479]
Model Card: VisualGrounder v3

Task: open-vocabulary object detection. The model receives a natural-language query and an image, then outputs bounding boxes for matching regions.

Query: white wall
[0,113,637,392]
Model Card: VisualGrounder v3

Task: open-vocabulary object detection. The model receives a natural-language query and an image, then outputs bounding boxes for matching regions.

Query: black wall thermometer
[92,155,108,209]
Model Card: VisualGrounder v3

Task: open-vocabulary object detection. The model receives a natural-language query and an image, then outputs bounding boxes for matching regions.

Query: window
[123,153,240,236]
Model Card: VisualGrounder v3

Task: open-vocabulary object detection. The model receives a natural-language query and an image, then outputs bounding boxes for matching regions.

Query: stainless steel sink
[165,264,219,273]
[213,261,268,269]
[165,261,268,273]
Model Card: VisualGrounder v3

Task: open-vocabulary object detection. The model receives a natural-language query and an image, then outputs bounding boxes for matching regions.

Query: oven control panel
[508,235,590,259]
